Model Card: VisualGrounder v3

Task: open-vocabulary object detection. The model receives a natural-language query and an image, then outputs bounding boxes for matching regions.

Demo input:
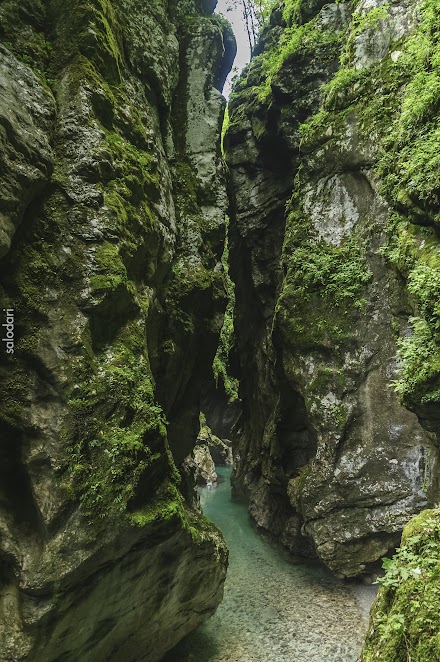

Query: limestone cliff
[0,0,234,659]
[226,0,440,577]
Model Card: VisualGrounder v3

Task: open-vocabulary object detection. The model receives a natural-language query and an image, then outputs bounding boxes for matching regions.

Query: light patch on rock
[193,445,218,485]
[402,445,430,490]
[353,0,418,70]
[388,423,403,441]
[321,392,339,409]
[304,176,359,246]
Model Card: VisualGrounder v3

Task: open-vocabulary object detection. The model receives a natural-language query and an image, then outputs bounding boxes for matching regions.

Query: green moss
[288,463,312,508]
[375,0,440,223]
[257,7,342,101]
[392,317,440,405]
[15,244,58,311]
[0,369,32,428]
[103,131,159,210]
[11,192,73,314]
[4,129,169,527]
[63,320,173,521]
[90,242,128,294]
[292,0,440,408]
[131,479,224,545]
[342,3,390,64]
[130,480,184,527]
[0,1,225,567]
[228,0,345,131]
[309,367,346,395]
[276,187,371,351]
[171,162,200,216]
[330,403,349,428]
[51,0,123,83]
[378,214,440,405]
[221,106,229,157]
[361,510,440,662]
[163,160,227,338]
[0,0,228,544]
[323,66,368,110]
[213,218,239,402]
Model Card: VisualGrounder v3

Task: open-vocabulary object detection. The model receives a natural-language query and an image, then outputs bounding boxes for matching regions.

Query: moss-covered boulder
[360,509,440,661]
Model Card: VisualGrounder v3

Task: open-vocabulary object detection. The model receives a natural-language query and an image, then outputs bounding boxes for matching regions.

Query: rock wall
[226,0,440,577]
[0,0,234,659]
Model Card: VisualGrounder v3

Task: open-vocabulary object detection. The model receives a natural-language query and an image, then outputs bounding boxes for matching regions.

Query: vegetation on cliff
[0,0,233,658]
[226,0,440,585]
[277,180,372,351]
[213,220,239,402]
[361,510,440,662]
[231,0,440,650]
[298,0,440,410]
[2,0,440,657]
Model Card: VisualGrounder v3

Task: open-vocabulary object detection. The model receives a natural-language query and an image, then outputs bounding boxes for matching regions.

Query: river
[164,466,376,661]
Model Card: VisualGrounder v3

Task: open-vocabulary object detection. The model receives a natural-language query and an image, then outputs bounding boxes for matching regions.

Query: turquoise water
[165,467,376,661]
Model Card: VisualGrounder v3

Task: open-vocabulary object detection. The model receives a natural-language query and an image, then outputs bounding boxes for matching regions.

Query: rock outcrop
[193,444,218,485]
[199,417,233,466]
[0,0,234,659]
[226,0,440,577]
[191,418,233,486]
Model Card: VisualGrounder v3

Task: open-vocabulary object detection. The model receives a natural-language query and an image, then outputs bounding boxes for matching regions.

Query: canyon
[0,0,439,660]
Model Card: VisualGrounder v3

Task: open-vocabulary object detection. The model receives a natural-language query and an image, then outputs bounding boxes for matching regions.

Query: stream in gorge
[165,467,377,662]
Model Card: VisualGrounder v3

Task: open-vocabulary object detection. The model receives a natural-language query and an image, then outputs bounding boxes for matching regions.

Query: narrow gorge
[0,0,439,661]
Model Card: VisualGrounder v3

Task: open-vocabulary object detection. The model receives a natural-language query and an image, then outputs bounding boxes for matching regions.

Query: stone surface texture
[226,0,440,577]
[0,0,234,659]
[194,420,234,482]
[194,444,219,485]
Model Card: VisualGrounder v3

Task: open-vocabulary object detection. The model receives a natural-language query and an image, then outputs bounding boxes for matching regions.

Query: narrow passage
[166,467,376,662]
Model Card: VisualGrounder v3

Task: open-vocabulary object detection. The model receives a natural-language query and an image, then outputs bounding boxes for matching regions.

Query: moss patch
[361,510,440,662]
[63,320,174,522]
[276,185,371,351]
[292,0,440,409]
[213,218,239,402]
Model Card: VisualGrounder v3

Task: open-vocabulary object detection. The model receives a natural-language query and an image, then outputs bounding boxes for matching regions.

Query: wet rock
[194,444,218,485]
[198,419,233,466]
[0,0,234,659]
[226,0,440,577]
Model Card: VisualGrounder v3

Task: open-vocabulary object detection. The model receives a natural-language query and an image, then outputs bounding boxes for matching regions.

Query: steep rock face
[226,0,440,576]
[0,0,234,659]
[0,43,54,257]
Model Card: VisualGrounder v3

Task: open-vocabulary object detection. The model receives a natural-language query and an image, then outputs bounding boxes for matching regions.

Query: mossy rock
[361,509,440,662]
